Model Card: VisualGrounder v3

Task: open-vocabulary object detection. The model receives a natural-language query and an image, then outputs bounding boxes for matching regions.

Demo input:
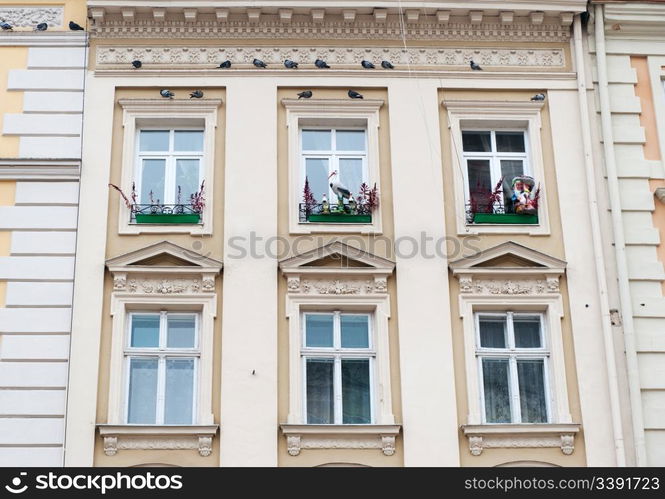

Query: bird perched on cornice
[315,59,330,69]
[1,22,13,31]
[470,60,483,70]
[131,60,142,69]
[218,60,231,69]
[190,90,204,99]
[284,59,298,69]
[69,21,84,31]
[297,90,312,99]
[34,22,47,31]
[253,58,267,68]
[160,89,175,99]
[531,93,546,101]
[361,60,375,69]
[348,90,363,99]
[381,60,394,69]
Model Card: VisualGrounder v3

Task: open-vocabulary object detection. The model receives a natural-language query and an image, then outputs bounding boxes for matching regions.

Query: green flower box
[307,213,372,224]
[472,213,538,225]
[135,213,201,224]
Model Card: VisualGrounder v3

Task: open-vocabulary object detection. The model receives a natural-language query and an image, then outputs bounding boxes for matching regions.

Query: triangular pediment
[280,241,394,274]
[106,241,223,272]
[449,242,565,275]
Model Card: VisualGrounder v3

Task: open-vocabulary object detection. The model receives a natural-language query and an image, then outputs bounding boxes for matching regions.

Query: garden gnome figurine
[321,194,329,213]
[511,176,537,215]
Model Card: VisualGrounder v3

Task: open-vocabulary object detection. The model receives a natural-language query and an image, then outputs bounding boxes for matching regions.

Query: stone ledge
[461,423,581,456]
[280,424,401,456]
[98,424,219,457]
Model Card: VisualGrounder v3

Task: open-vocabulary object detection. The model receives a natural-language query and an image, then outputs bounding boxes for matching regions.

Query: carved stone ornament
[103,435,214,457]
[285,434,396,456]
[113,275,127,291]
[458,276,560,295]
[464,428,577,456]
[96,45,565,69]
[0,7,63,28]
[112,274,216,295]
[288,277,391,295]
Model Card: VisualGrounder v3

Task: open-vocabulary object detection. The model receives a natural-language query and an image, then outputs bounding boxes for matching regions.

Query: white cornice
[461,423,580,456]
[0,159,81,180]
[0,32,87,47]
[280,424,401,456]
[601,3,665,39]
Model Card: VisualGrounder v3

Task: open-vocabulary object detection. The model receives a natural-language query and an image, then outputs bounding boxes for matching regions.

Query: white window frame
[283,98,384,234]
[301,311,376,425]
[459,295,571,426]
[134,128,204,206]
[300,127,369,203]
[461,129,531,211]
[107,293,216,427]
[474,311,552,425]
[123,311,200,425]
[117,98,222,235]
[444,100,550,235]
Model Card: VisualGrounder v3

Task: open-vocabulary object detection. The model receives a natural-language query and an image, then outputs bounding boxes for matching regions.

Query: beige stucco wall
[92,87,226,467]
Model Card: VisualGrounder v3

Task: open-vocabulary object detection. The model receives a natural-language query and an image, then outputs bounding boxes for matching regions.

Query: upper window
[125,312,199,425]
[462,130,529,215]
[136,129,204,206]
[302,312,374,424]
[475,312,550,424]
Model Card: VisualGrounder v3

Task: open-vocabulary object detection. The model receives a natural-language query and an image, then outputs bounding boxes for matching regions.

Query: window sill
[98,424,219,457]
[280,424,401,456]
[461,423,580,456]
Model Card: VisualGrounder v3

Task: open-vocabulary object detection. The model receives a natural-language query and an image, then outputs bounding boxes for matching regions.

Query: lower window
[125,312,199,424]
[476,312,550,424]
[302,312,374,424]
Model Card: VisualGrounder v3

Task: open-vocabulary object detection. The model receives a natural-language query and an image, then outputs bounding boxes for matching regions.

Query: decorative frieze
[458,276,560,295]
[112,276,215,294]
[281,424,400,457]
[102,434,215,456]
[287,277,389,295]
[96,45,565,69]
[0,7,63,28]
[462,424,580,456]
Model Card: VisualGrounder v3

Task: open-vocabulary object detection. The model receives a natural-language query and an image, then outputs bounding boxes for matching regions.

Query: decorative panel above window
[443,100,549,235]
[278,242,400,456]
[282,98,383,234]
[449,242,580,456]
[116,98,222,235]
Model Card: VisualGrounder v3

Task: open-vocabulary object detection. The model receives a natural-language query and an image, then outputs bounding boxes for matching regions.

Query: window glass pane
[341,315,369,348]
[513,315,542,348]
[174,130,203,152]
[127,358,158,423]
[482,358,512,423]
[305,314,334,347]
[130,314,160,348]
[306,358,334,424]
[339,158,363,197]
[336,130,366,151]
[305,158,329,201]
[140,159,166,204]
[518,359,548,423]
[139,130,169,152]
[501,160,525,213]
[478,316,507,348]
[175,159,200,201]
[342,359,371,424]
[462,131,491,152]
[167,315,196,348]
[302,130,331,151]
[467,159,492,210]
[496,132,525,153]
[164,358,195,424]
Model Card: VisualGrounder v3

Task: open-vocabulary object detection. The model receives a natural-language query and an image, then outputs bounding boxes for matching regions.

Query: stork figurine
[329,171,352,209]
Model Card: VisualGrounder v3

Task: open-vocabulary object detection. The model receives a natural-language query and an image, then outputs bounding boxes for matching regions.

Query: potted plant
[300,177,378,224]
[468,176,540,225]
[109,181,205,224]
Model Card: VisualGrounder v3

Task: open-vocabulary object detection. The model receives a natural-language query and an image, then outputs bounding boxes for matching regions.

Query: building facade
[589,0,665,467]
[0,0,86,467]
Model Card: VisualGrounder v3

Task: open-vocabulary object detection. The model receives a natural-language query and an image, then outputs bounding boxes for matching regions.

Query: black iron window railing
[130,204,202,224]
[299,202,373,224]
[466,200,538,225]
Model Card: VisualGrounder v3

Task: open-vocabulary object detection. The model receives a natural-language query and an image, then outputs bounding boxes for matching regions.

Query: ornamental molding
[287,276,389,295]
[462,424,580,456]
[458,276,560,295]
[280,424,400,457]
[96,45,565,69]
[601,4,665,40]
[0,159,80,180]
[0,7,63,28]
[98,425,218,457]
[112,274,216,294]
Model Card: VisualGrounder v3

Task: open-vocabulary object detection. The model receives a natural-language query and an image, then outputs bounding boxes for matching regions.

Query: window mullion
[509,356,521,423]
[334,356,342,424]
[156,356,166,424]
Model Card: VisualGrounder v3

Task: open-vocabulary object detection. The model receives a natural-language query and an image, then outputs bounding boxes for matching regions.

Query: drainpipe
[573,12,626,466]
[591,4,647,466]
